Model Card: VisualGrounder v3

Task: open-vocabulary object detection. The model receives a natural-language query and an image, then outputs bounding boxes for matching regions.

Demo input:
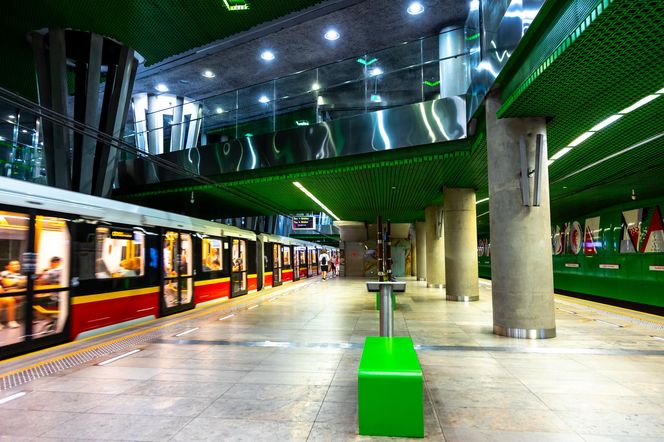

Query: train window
[180,234,193,277]
[202,238,223,272]
[283,246,291,266]
[273,244,281,265]
[0,211,29,347]
[34,216,70,289]
[94,227,145,278]
[232,239,247,272]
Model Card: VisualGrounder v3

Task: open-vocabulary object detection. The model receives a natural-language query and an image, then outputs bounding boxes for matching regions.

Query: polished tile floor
[1,276,663,441]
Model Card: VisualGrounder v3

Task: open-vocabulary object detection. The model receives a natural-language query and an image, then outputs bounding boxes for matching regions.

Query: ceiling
[115,0,664,233]
[0,0,467,101]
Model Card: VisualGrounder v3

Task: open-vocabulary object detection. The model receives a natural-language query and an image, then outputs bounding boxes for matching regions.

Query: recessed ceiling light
[260,50,275,61]
[311,82,321,91]
[215,107,224,114]
[258,95,270,104]
[369,67,383,77]
[8,115,15,119]
[370,94,382,103]
[324,29,340,41]
[202,70,215,78]
[407,2,425,15]
[155,83,169,92]
[21,129,28,133]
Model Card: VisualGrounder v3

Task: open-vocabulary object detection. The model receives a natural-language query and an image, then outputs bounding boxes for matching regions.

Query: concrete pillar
[415,221,427,281]
[411,240,417,277]
[485,91,556,339]
[444,188,479,301]
[425,206,445,288]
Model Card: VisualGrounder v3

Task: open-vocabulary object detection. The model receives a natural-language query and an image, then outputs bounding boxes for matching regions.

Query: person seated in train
[204,248,220,271]
[210,259,221,271]
[118,257,141,277]
[0,284,19,329]
[35,257,63,287]
[1,260,27,291]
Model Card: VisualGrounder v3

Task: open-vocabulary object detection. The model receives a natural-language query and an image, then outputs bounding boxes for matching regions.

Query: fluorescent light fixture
[0,136,4,141]
[258,95,270,104]
[311,82,321,91]
[568,131,594,147]
[550,147,573,160]
[175,327,199,337]
[21,129,28,133]
[619,95,659,114]
[215,107,224,114]
[295,120,310,126]
[0,392,26,405]
[219,314,235,321]
[98,349,141,366]
[293,181,340,221]
[8,115,15,119]
[155,83,169,92]
[476,197,489,204]
[369,67,383,77]
[370,94,382,103]
[407,2,425,15]
[260,50,275,61]
[324,29,340,41]
[657,87,664,94]
[202,70,215,78]
[223,0,249,10]
[317,96,325,105]
[470,0,480,11]
[590,114,623,132]
[547,159,555,166]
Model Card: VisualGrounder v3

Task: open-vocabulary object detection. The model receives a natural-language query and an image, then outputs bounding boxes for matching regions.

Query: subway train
[478,196,664,312]
[0,177,336,359]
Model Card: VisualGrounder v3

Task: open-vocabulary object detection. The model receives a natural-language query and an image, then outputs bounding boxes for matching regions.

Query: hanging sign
[293,216,316,230]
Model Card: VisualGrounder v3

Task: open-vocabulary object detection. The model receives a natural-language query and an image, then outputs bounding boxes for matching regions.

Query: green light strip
[465,33,480,41]
[423,80,440,87]
[356,58,378,66]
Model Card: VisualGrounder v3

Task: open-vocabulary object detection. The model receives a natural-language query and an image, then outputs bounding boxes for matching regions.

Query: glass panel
[163,231,178,278]
[34,216,70,289]
[163,278,179,308]
[180,233,192,277]
[0,294,26,346]
[202,238,223,271]
[273,244,280,269]
[32,290,68,337]
[94,227,145,278]
[283,246,291,266]
[181,277,193,304]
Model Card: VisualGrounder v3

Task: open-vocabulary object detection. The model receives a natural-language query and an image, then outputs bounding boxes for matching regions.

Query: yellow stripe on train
[72,287,159,305]
[194,277,231,287]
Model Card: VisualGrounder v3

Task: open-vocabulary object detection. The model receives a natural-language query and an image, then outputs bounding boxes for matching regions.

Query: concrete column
[485,91,556,339]
[425,206,445,288]
[411,240,417,277]
[415,221,427,281]
[444,188,479,301]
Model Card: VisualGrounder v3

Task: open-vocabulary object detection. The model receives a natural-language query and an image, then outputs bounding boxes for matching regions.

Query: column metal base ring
[446,295,479,302]
[417,277,426,281]
[493,324,556,339]
[427,283,445,289]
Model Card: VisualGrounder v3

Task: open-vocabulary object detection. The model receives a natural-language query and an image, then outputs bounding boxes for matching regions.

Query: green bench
[358,336,424,438]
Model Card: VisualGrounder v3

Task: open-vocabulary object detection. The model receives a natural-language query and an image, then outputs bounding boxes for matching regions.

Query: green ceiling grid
[0,0,323,98]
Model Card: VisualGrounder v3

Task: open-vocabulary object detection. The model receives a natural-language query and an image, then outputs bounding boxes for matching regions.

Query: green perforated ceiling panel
[0,0,323,98]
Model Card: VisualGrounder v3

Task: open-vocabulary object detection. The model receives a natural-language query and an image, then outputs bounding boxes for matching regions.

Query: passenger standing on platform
[334,254,339,277]
[319,250,330,280]
[0,260,25,329]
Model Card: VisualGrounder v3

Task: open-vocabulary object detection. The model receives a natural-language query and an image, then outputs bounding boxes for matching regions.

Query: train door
[283,245,293,282]
[161,230,194,315]
[292,246,300,280]
[0,210,72,359]
[272,243,282,286]
[230,238,248,297]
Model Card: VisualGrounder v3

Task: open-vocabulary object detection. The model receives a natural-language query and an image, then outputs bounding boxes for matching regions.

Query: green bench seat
[358,336,424,438]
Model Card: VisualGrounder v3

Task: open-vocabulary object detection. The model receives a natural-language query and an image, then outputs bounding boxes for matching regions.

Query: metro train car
[478,197,664,312]
[0,177,330,359]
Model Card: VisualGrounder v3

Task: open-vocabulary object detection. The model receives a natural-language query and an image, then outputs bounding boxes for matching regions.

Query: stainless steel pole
[379,284,394,337]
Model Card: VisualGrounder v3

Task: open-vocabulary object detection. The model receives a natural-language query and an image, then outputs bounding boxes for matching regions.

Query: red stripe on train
[194,280,231,304]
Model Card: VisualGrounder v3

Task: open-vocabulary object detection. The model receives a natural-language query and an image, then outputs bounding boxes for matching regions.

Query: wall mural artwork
[583,216,601,255]
[552,225,563,255]
[570,221,582,255]
[478,238,490,257]
[621,208,643,253]
[640,205,664,253]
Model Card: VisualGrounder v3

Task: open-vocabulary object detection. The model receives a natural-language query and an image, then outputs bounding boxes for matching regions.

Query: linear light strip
[293,182,340,221]
[476,197,489,204]
[0,392,26,405]
[175,327,199,337]
[97,349,141,366]
[551,89,663,163]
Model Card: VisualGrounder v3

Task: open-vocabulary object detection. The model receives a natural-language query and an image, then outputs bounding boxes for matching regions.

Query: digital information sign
[292,216,316,230]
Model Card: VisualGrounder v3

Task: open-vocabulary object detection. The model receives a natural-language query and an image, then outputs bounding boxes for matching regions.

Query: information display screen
[293,216,316,230]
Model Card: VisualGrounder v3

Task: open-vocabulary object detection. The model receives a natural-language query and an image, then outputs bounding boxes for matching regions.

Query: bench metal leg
[379,285,394,337]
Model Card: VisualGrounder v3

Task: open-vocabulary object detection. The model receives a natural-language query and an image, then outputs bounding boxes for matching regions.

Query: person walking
[319,250,330,280]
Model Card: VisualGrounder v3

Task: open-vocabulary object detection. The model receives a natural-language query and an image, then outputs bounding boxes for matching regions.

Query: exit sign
[293,216,316,230]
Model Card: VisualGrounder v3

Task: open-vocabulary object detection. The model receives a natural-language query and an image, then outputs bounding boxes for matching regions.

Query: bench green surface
[358,336,424,437]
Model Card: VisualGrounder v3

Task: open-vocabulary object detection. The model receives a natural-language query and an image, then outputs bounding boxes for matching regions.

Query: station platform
[1,276,663,441]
